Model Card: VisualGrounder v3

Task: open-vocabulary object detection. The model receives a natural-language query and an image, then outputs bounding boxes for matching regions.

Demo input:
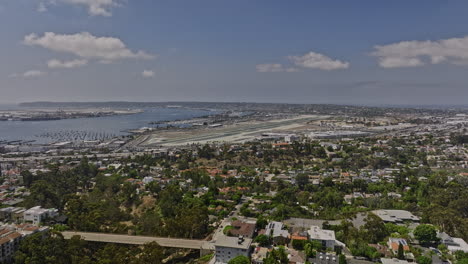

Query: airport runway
[143,115,327,146]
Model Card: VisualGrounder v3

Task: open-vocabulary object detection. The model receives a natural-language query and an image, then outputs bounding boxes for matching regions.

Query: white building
[23,206,58,225]
[308,226,345,249]
[142,176,154,184]
[214,234,252,264]
[265,221,289,244]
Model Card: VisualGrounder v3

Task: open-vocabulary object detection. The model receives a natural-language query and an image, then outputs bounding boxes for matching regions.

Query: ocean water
[0,106,213,144]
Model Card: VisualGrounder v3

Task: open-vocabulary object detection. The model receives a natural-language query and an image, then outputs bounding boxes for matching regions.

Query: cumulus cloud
[39,0,118,16]
[10,70,47,78]
[256,64,285,72]
[65,0,116,16]
[377,57,424,68]
[48,59,88,69]
[37,2,48,12]
[257,51,349,72]
[141,70,155,78]
[372,36,468,68]
[288,52,350,70]
[255,64,299,73]
[24,32,155,62]
[23,70,47,78]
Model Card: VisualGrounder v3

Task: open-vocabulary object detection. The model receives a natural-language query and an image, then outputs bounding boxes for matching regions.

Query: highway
[62,231,205,249]
[0,151,153,162]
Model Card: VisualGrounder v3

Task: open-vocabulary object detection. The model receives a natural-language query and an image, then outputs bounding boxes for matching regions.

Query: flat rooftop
[308,226,336,241]
[214,234,252,250]
[372,210,419,223]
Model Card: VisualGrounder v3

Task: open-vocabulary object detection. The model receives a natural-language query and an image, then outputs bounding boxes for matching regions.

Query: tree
[255,234,270,247]
[309,240,323,251]
[292,239,306,250]
[304,243,317,258]
[199,144,215,159]
[94,244,131,264]
[138,242,164,264]
[21,170,34,188]
[264,247,289,264]
[256,216,268,229]
[296,174,309,190]
[455,251,468,261]
[397,243,405,260]
[362,213,389,243]
[138,209,163,235]
[145,181,161,195]
[298,191,310,205]
[417,256,432,264]
[228,255,250,264]
[339,254,347,264]
[158,184,183,218]
[414,224,438,245]
[14,231,70,264]
[121,182,138,206]
[24,180,60,209]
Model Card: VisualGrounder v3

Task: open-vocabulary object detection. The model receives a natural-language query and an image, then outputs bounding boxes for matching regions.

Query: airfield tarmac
[138,115,328,147]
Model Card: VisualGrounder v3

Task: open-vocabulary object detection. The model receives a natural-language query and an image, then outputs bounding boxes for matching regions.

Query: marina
[0,107,215,144]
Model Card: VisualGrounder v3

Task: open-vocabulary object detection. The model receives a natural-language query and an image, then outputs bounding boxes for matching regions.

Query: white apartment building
[214,234,252,264]
[308,226,345,249]
[23,206,58,225]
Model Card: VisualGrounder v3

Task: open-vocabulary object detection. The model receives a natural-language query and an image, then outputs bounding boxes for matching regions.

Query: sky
[1,0,468,105]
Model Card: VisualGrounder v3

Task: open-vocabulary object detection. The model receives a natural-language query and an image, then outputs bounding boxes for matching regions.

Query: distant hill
[18,101,468,115]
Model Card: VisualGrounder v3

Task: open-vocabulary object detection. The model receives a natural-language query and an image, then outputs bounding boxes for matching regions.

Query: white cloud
[257,51,349,72]
[24,32,155,62]
[285,67,300,72]
[48,59,88,69]
[288,52,350,70]
[10,70,47,78]
[65,0,116,16]
[24,70,47,78]
[37,2,48,12]
[39,0,118,16]
[256,63,284,72]
[37,0,57,13]
[377,57,424,68]
[142,70,155,78]
[372,36,468,68]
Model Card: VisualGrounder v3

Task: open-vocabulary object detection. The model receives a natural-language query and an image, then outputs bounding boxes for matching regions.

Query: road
[62,231,205,249]
[0,151,153,162]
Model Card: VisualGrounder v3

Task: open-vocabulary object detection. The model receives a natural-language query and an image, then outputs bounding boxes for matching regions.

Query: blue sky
[1,0,467,105]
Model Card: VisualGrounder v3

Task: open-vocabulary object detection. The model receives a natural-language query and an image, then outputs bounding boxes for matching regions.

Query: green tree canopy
[414,224,438,245]
[228,255,250,264]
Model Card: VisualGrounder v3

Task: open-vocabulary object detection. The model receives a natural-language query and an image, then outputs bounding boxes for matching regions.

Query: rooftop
[308,226,336,241]
[447,238,468,253]
[381,258,410,264]
[372,210,420,223]
[214,234,252,250]
[265,221,289,238]
[230,220,256,238]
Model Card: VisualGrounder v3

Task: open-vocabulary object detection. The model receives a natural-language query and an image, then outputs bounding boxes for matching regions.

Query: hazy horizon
[3,101,467,110]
